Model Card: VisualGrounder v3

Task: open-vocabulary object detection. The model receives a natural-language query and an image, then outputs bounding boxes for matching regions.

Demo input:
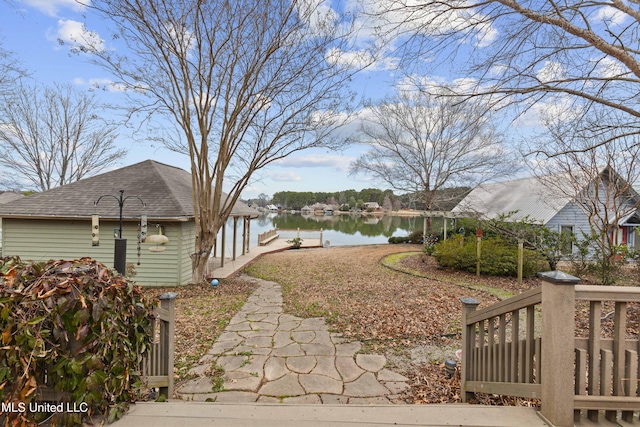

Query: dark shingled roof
[0,160,258,220]
[0,192,25,205]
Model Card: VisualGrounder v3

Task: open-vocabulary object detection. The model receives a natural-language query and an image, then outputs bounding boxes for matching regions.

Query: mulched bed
[397,251,541,293]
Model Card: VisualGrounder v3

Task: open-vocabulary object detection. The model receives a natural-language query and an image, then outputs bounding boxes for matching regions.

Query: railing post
[460,297,480,402]
[158,292,177,399]
[538,271,579,427]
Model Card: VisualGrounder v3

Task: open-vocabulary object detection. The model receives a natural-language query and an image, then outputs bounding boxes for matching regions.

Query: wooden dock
[207,238,322,279]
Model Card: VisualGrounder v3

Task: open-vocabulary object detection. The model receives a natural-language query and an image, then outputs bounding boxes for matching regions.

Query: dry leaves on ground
[245,245,502,350]
[243,244,550,405]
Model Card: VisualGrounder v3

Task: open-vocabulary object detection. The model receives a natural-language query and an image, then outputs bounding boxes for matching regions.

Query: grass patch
[381,252,517,301]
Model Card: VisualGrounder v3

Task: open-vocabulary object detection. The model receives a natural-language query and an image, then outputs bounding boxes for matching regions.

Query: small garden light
[445,359,457,379]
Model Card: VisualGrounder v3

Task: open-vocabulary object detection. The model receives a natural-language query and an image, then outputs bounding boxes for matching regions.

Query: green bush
[433,236,549,277]
[0,257,156,426]
[389,230,425,244]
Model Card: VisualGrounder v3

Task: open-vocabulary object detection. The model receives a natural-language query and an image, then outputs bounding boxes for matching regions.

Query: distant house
[265,204,279,212]
[0,160,258,286]
[300,205,312,215]
[310,203,327,214]
[363,202,380,210]
[452,167,640,250]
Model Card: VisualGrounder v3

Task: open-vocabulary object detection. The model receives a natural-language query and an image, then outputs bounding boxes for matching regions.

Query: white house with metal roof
[0,160,258,286]
[452,168,640,250]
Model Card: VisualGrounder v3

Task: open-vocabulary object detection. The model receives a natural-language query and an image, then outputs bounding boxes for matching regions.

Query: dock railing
[461,271,640,427]
[258,228,279,246]
[276,228,324,244]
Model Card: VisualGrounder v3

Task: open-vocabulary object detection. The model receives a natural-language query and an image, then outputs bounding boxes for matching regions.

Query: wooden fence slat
[575,348,587,423]
[505,341,512,383]
[499,314,506,383]
[588,300,602,423]
[511,309,520,383]
[518,339,526,383]
[488,317,495,382]
[525,305,535,384]
[479,320,486,382]
[613,302,627,397]
[622,349,638,423]
[535,337,541,384]
[601,349,615,423]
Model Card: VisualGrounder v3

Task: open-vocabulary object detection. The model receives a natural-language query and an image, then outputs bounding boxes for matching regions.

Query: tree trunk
[191,229,218,284]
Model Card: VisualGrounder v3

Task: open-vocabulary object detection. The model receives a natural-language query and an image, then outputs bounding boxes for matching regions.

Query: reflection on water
[216,213,443,256]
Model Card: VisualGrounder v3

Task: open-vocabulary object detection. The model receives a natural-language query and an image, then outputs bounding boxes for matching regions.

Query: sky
[0,0,543,200]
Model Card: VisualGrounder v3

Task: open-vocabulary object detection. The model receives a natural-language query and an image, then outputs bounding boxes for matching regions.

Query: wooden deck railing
[460,287,542,401]
[142,292,177,399]
[574,285,640,424]
[461,272,640,427]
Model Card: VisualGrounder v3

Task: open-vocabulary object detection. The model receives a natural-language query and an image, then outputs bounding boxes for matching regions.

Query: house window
[560,225,574,255]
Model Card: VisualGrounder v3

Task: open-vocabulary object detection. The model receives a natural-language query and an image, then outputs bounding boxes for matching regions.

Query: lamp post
[95,189,145,275]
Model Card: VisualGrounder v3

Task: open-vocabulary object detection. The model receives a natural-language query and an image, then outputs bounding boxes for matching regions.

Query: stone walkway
[176,276,410,404]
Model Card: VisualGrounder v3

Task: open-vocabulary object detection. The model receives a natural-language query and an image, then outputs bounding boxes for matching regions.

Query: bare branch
[83,0,364,282]
[0,82,125,191]
[350,83,510,213]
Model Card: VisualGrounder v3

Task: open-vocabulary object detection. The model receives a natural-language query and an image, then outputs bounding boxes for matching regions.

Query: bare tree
[349,85,509,217]
[0,82,125,191]
[256,193,271,208]
[82,0,361,282]
[0,42,24,92]
[370,0,640,154]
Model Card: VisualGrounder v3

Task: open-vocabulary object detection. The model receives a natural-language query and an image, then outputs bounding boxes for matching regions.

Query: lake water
[218,213,444,253]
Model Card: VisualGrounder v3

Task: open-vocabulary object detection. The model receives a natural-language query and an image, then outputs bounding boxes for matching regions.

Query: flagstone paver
[176,276,410,404]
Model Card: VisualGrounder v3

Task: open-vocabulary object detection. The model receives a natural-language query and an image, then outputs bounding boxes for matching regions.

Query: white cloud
[52,19,105,54]
[274,153,354,172]
[297,0,339,36]
[267,170,303,182]
[22,0,86,17]
[596,57,626,79]
[515,94,581,127]
[595,6,628,26]
[536,61,565,83]
[73,77,128,92]
[325,48,398,71]
[356,0,499,49]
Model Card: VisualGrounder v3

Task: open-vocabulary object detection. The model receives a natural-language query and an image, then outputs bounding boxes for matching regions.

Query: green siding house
[0,160,257,286]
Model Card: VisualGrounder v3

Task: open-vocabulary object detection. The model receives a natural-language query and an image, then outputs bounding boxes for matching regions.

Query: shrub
[0,257,156,426]
[388,230,425,245]
[287,237,303,249]
[433,236,549,277]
